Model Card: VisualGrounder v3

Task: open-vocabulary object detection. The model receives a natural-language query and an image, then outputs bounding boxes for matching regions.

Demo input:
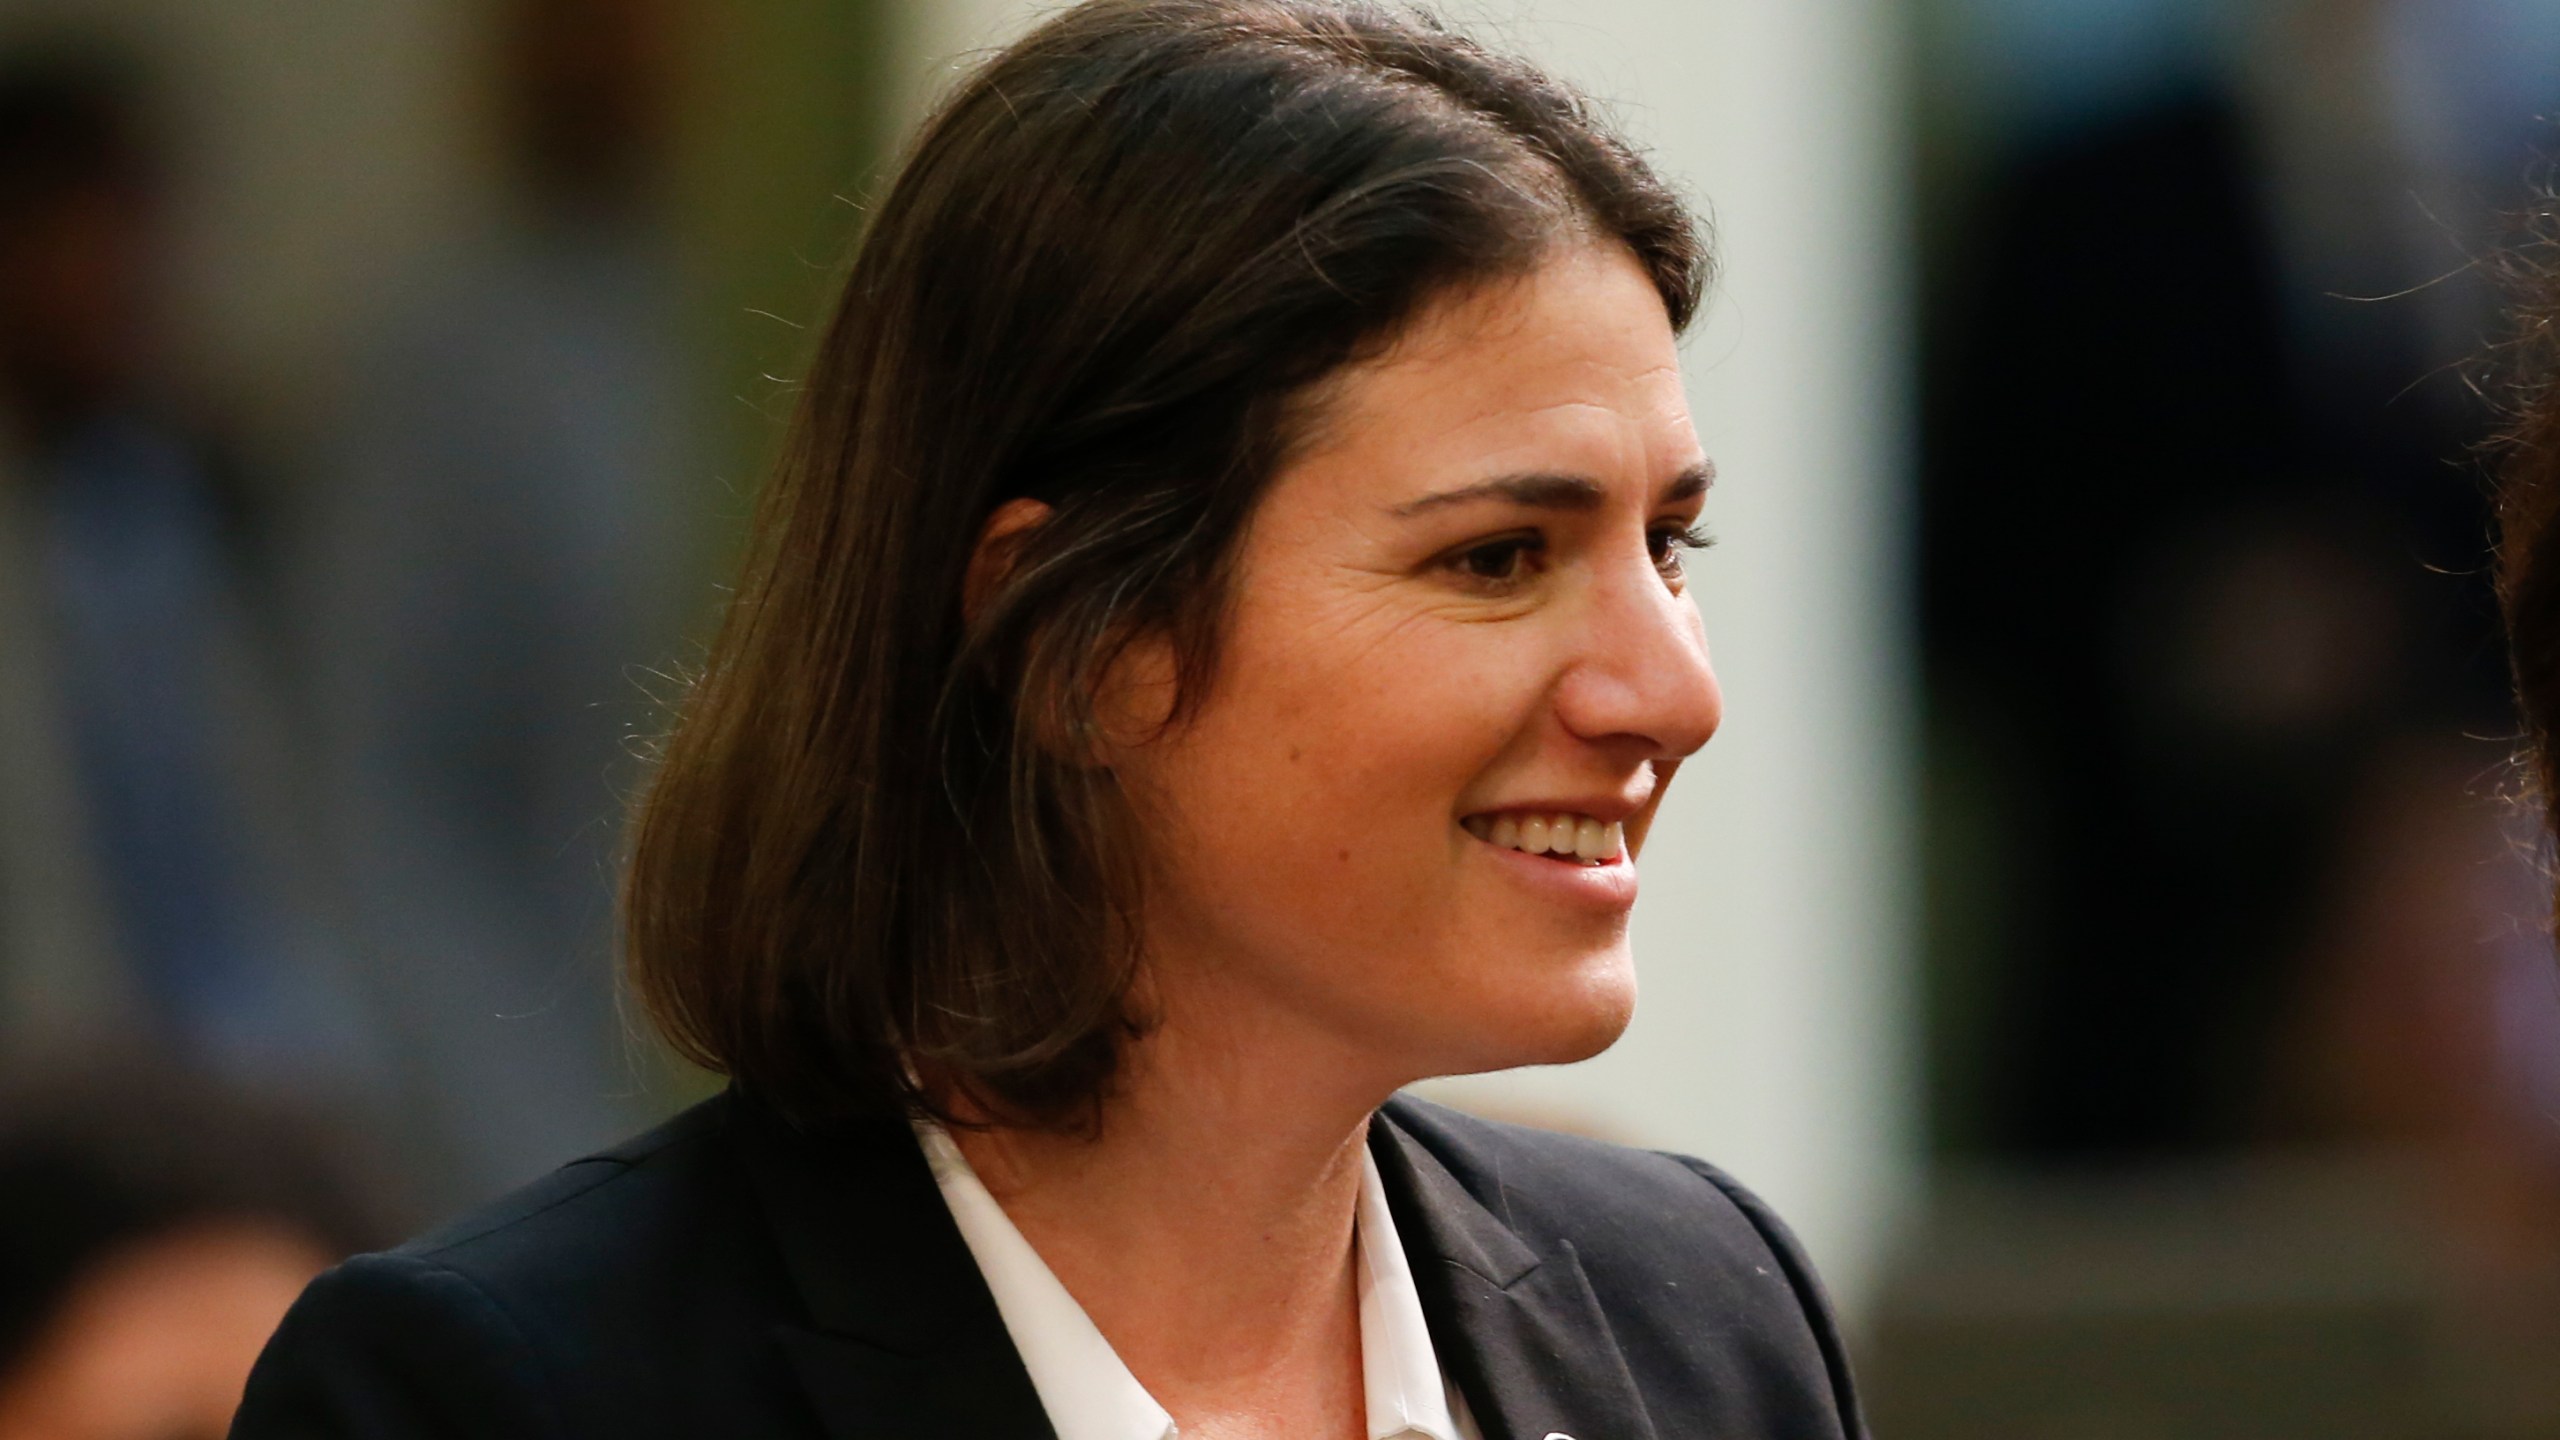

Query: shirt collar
[1353,1143,1469,1440]
[912,1120,1466,1440]
[914,1120,1173,1440]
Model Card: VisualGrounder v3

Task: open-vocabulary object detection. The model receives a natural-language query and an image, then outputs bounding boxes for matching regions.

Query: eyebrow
[1389,460,1715,518]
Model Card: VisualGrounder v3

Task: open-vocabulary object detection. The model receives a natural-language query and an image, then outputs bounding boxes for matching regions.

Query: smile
[1460,812,1625,865]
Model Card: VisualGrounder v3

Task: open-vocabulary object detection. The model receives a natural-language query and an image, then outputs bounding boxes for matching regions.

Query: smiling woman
[230,3,1867,1438]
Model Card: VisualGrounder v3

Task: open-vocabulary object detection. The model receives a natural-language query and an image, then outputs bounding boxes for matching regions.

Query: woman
[232,3,1868,1436]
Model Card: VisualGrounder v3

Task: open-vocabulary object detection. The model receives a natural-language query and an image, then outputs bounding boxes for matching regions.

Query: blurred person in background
[295,0,696,1206]
[2500,203,2560,912]
[0,1063,386,1440]
[1878,2,2560,1428]
[2493,183,2560,1168]
[2448,183,2560,1427]
[0,51,373,1090]
[1925,0,2560,1165]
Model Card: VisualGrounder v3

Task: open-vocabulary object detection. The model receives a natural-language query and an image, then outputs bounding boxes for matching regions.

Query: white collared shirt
[914,1121,1481,1440]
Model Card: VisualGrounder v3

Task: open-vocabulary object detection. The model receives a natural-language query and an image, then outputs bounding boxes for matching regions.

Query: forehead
[1284,241,1700,505]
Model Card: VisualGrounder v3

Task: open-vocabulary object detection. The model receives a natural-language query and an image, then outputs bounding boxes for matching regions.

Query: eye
[1447,532,1546,585]
[1649,521,1716,582]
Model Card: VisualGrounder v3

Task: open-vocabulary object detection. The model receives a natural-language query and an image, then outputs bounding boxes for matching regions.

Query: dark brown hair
[624,0,1708,1130]
[2498,192,2560,895]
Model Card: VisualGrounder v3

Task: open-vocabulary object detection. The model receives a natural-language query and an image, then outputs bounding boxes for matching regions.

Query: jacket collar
[730,1091,1652,1440]
[1367,1103,1659,1440]
[732,1094,1057,1440]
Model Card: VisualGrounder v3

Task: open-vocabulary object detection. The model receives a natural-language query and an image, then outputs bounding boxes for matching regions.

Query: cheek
[1172,599,1539,869]
[1113,584,1641,1073]
[1129,588,1608,1049]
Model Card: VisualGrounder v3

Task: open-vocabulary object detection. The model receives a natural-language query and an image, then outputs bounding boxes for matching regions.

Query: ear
[964,497,1053,628]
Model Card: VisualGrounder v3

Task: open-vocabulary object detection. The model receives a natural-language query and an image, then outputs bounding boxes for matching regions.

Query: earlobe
[1026,628,1179,776]
[964,497,1055,629]
[1089,631,1182,757]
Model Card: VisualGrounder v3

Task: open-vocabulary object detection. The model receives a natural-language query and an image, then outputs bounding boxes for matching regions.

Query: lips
[1461,811,1624,864]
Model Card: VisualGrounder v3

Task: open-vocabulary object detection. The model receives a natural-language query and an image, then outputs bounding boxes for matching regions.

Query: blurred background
[0,0,2553,1435]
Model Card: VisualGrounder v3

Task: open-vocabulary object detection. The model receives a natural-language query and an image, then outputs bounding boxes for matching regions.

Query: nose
[1552,552,1722,762]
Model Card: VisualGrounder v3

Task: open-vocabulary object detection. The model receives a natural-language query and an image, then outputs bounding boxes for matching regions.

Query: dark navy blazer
[230,1091,1867,1439]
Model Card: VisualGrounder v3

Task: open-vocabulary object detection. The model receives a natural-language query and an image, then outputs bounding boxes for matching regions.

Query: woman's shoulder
[391,1093,752,1281]
[1375,1093,1866,1435]
[231,1093,820,1438]
[1377,1090,1828,1267]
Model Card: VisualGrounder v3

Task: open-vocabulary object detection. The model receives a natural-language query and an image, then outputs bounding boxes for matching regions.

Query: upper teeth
[1463,812,1624,864]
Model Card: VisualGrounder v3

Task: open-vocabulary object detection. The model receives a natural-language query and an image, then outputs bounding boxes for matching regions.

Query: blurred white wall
[890,0,1919,1317]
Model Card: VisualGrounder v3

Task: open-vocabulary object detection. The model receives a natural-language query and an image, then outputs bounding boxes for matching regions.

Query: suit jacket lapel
[732,1095,1057,1440]
[1371,1111,1659,1440]
[730,1090,1657,1440]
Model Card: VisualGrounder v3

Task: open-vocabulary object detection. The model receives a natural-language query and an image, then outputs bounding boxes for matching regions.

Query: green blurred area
[675,2,892,586]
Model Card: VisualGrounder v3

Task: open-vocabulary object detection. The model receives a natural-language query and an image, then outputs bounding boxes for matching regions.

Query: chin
[1429,950,1637,1078]
[1536,965,1639,1064]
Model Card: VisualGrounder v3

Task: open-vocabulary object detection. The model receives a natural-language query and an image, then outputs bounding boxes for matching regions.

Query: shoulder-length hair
[624,0,1708,1131]
[2499,191,2560,914]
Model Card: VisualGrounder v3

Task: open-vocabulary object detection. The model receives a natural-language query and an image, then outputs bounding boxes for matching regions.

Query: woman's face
[1106,239,1721,1088]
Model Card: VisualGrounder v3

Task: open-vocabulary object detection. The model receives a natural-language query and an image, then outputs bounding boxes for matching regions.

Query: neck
[946,980,1410,1437]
